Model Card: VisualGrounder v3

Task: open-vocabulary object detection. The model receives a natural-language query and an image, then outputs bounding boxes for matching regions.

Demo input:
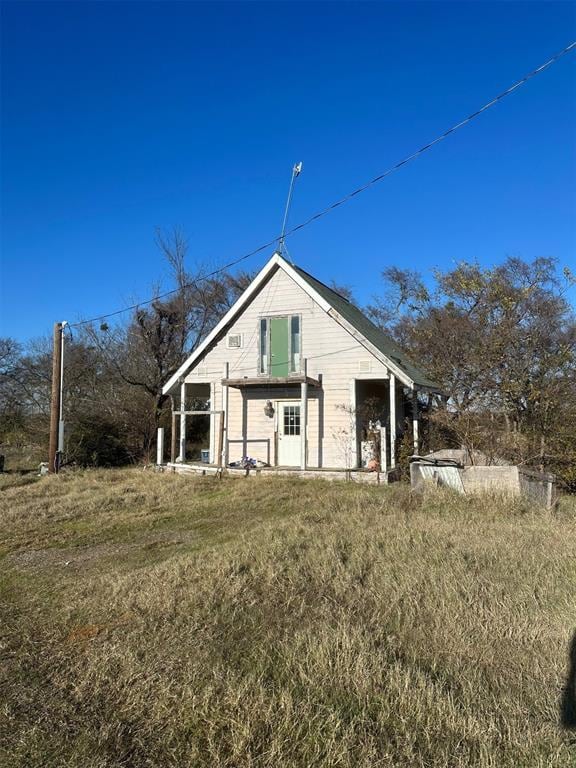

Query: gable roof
[162,252,441,394]
[291,265,441,390]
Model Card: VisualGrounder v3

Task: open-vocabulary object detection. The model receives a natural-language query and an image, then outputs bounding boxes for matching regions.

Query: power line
[70,244,277,328]
[282,40,576,239]
[70,40,576,329]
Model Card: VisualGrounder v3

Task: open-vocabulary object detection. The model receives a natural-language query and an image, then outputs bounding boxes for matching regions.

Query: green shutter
[270,317,289,377]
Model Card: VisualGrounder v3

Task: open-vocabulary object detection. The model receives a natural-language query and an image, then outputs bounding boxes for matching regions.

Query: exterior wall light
[264,400,275,418]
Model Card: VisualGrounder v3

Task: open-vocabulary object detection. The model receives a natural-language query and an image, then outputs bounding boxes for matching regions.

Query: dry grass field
[1,469,575,767]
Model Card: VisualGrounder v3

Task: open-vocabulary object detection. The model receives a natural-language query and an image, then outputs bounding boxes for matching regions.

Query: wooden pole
[48,322,63,474]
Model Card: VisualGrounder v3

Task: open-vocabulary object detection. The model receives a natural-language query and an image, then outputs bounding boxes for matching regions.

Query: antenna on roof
[277,161,303,265]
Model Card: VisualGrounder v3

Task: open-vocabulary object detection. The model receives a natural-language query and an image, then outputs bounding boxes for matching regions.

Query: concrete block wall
[411,461,556,509]
[460,465,520,495]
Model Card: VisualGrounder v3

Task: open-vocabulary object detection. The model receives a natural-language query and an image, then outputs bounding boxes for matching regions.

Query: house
[160,252,441,477]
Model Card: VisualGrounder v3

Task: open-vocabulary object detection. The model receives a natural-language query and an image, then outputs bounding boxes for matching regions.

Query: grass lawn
[1,469,575,767]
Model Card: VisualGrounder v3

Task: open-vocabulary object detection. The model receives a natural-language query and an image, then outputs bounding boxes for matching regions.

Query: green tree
[369,257,576,487]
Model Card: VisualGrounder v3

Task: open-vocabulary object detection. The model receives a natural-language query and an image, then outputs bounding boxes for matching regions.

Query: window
[259,318,268,374]
[283,405,301,436]
[259,314,301,377]
[290,315,300,373]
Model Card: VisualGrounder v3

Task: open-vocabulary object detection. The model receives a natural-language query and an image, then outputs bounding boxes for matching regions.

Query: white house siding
[184,265,393,468]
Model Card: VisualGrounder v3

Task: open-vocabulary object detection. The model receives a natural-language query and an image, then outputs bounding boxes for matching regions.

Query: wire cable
[69,40,576,329]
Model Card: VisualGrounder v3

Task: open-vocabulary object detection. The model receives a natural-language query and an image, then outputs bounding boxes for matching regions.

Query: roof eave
[161,252,331,395]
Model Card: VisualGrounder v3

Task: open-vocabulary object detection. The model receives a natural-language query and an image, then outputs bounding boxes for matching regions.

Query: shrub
[66,415,131,467]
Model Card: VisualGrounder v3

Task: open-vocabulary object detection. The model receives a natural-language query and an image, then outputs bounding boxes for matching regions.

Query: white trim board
[327,309,414,389]
[162,252,419,395]
[162,253,329,394]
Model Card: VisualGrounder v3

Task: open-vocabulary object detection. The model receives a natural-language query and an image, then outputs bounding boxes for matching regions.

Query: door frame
[258,313,302,377]
[275,399,303,466]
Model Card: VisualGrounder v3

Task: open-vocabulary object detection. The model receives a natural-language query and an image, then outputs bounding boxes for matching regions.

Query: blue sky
[1,1,575,341]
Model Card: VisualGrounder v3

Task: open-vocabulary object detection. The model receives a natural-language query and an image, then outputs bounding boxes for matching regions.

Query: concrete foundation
[410,460,556,509]
[164,462,387,484]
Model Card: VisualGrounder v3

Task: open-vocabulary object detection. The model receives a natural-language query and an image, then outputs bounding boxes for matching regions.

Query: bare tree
[83,229,253,458]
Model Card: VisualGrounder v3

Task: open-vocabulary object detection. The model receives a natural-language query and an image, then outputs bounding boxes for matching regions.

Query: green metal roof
[292,265,441,390]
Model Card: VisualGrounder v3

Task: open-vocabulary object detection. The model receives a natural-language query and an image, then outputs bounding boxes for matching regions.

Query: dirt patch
[5,531,195,572]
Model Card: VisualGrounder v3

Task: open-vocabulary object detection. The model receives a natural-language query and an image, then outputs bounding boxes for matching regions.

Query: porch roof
[222,374,321,389]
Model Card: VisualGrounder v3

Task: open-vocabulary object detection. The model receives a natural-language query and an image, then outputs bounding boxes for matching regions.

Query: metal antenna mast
[278,161,302,264]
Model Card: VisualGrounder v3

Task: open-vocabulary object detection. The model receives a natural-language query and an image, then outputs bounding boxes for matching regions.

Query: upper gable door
[270,317,290,377]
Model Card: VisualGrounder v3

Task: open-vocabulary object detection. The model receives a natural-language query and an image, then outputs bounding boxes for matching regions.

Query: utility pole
[58,321,68,457]
[48,322,63,474]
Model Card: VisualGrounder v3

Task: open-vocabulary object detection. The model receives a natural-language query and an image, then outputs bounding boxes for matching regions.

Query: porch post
[156,427,165,466]
[216,412,224,471]
[348,378,358,469]
[223,363,229,466]
[389,373,396,469]
[379,426,387,474]
[209,382,216,463]
[300,359,308,470]
[412,389,419,455]
[170,396,177,463]
[178,380,186,461]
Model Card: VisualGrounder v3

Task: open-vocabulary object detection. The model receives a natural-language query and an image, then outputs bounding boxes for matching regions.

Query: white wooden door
[277,401,301,466]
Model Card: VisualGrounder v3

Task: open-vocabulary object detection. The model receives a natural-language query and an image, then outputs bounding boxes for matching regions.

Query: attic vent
[227,333,243,349]
[358,360,372,373]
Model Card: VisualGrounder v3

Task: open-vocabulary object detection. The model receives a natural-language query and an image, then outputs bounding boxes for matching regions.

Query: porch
[162,461,392,485]
[161,360,422,472]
